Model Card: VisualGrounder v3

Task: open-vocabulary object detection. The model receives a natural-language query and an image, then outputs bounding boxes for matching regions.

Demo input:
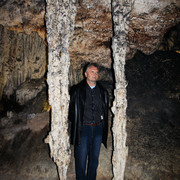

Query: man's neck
[86,80,96,87]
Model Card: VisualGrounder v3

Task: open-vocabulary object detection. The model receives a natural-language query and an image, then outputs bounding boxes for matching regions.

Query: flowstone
[111,0,134,179]
[45,1,77,180]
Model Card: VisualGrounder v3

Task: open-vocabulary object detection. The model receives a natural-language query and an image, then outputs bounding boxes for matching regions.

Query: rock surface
[0,49,179,180]
[0,0,180,102]
[45,1,77,179]
[125,50,180,179]
[110,0,131,179]
[0,25,46,102]
[0,0,45,38]
[128,0,180,59]
[0,0,180,179]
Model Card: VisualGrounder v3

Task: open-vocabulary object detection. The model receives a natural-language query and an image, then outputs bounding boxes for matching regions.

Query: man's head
[84,63,99,86]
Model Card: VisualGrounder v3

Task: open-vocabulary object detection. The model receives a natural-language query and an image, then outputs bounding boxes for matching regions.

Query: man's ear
[85,72,87,77]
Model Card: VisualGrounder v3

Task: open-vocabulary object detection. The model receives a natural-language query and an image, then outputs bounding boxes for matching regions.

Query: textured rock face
[0,0,179,63]
[69,0,112,68]
[111,0,132,179]
[127,0,180,59]
[0,49,179,180]
[16,78,45,105]
[0,0,179,179]
[45,1,77,179]
[0,0,45,39]
[0,25,46,103]
[125,50,180,180]
[0,113,58,180]
[0,0,180,103]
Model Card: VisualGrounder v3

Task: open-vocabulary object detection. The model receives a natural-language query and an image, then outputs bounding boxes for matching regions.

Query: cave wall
[0,38,179,180]
[0,0,180,106]
[0,0,180,179]
[0,25,46,106]
[125,50,180,180]
[127,0,180,58]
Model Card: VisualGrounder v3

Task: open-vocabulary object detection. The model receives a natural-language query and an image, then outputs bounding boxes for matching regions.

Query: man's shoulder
[97,81,108,91]
[70,80,86,94]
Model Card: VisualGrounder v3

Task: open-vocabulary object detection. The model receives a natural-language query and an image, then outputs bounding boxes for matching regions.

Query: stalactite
[111,0,134,179]
[0,26,46,102]
[45,1,77,180]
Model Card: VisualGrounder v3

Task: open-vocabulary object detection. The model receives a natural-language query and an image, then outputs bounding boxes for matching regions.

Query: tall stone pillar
[111,0,134,179]
[45,1,77,179]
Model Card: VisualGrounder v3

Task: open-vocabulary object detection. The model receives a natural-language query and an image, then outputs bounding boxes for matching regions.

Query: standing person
[69,63,109,180]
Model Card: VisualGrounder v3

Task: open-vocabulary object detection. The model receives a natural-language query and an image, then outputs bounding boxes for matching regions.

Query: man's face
[85,66,99,85]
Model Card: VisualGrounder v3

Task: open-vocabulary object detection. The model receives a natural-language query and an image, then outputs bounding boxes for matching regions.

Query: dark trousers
[74,123,103,180]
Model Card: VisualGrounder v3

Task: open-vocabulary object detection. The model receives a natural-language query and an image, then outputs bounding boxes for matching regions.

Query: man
[69,63,109,180]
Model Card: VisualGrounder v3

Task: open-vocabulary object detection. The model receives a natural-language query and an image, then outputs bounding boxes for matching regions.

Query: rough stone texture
[0,0,179,64]
[0,0,46,39]
[0,112,58,180]
[69,0,112,68]
[0,48,179,180]
[0,0,180,103]
[0,0,179,179]
[0,111,112,180]
[124,50,180,180]
[45,0,77,179]
[0,25,46,103]
[127,0,180,59]
[111,0,133,179]
[16,78,45,105]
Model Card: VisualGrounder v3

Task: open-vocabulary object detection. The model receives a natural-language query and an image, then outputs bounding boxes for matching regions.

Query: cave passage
[45,0,133,180]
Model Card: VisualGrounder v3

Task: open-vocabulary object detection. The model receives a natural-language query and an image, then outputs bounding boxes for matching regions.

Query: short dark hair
[84,62,99,73]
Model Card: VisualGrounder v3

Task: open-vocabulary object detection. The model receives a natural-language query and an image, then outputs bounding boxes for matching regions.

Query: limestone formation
[44,1,77,180]
[127,0,180,59]
[0,0,45,38]
[0,49,180,180]
[15,78,45,105]
[0,25,46,102]
[0,1,179,179]
[0,0,179,104]
[111,0,134,179]
[1,0,179,61]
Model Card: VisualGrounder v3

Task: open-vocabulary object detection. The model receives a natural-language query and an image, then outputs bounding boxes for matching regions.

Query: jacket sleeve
[68,86,76,122]
[102,88,109,148]
[68,85,78,145]
[105,89,109,113]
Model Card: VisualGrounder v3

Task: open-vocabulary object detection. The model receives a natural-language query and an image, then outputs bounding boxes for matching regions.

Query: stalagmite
[111,0,134,179]
[45,1,77,180]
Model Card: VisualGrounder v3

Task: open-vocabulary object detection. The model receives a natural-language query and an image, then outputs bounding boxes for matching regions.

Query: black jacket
[69,80,109,148]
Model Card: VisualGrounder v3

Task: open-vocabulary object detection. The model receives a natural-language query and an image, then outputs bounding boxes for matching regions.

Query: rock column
[45,1,77,180]
[111,0,134,179]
